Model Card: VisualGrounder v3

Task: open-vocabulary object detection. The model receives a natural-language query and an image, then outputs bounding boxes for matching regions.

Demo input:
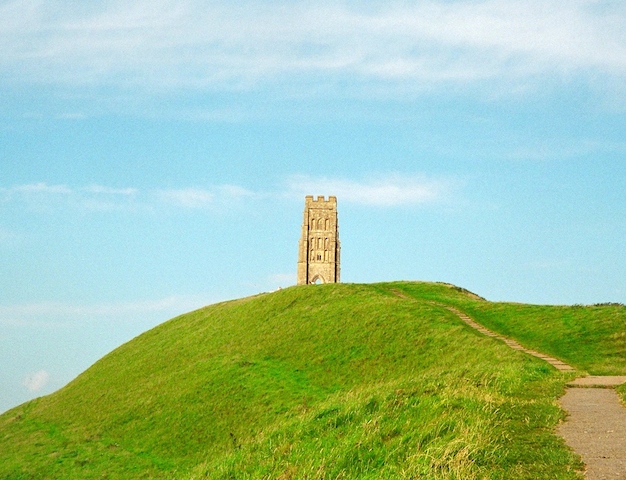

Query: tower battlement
[305,195,337,204]
[297,196,340,285]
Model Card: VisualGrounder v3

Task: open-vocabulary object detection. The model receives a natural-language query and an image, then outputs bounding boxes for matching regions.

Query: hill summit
[2,281,625,478]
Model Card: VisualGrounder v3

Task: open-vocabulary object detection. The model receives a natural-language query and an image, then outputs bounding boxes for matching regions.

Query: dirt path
[442,305,574,371]
[440,304,626,479]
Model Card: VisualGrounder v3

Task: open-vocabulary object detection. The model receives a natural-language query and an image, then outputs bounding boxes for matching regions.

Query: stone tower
[297,196,340,285]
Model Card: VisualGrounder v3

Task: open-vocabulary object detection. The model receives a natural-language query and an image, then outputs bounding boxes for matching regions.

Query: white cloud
[2,177,454,212]
[0,296,200,319]
[2,182,258,213]
[157,184,256,209]
[0,0,624,98]
[1,182,137,199]
[286,174,453,206]
[0,294,214,328]
[10,183,72,195]
[157,188,215,208]
[216,184,256,199]
[82,185,138,196]
[22,370,50,393]
[0,182,141,212]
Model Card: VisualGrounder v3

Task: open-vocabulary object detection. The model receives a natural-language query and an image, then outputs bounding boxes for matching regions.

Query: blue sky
[1,0,625,413]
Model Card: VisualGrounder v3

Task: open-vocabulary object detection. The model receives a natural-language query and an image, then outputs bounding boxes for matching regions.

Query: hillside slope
[3,281,620,478]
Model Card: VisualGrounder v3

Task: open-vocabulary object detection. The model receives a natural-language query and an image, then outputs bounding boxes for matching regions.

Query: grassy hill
[1,281,624,479]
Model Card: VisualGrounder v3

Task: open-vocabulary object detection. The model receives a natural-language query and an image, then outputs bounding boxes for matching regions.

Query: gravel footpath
[559,378,626,479]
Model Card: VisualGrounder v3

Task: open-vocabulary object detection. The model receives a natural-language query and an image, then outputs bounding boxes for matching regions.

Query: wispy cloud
[157,185,255,209]
[286,174,454,207]
[0,182,256,212]
[157,188,215,209]
[429,135,626,163]
[1,176,456,212]
[9,182,72,195]
[22,370,50,393]
[82,185,138,196]
[0,295,212,328]
[0,182,140,212]
[1,0,624,100]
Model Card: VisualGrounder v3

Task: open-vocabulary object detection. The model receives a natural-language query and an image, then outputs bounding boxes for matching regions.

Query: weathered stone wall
[297,195,340,285]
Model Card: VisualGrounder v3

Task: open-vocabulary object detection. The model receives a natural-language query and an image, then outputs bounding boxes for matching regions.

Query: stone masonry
[297,196,340,285]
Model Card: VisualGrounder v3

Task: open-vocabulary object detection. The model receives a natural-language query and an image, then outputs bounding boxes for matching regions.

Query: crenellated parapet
[305,195,337,204]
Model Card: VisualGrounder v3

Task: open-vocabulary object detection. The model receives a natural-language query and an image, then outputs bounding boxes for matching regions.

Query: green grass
[2,281,615,478]
[392,282,626,375]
